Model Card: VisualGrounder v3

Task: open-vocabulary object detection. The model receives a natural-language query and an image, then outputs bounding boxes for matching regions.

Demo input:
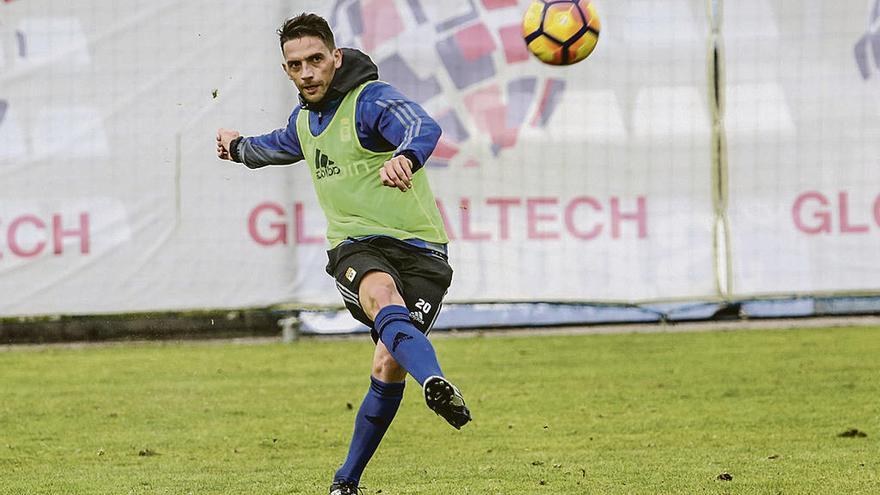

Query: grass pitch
[1,325,878,494]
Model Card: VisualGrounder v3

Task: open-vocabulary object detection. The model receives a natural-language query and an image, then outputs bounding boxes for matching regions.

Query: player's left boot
[423,375,471,429]
[329,480,361,495]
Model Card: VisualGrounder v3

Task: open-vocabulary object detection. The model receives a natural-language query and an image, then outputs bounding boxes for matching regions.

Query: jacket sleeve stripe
[376,99,422,154]
[397,100,423,142]
[375,100,414,151]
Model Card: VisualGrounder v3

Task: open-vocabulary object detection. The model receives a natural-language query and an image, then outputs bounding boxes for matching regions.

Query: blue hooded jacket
[231,48,441,173]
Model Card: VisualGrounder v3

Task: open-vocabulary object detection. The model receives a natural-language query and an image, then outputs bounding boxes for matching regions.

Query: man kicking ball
[216,12,471,495]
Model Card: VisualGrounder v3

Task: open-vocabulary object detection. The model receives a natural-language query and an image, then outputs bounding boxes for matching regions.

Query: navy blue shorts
[325,236,453,343]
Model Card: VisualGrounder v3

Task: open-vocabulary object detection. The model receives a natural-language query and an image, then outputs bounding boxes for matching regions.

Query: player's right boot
[329,480,361,495]
[423,375,472,430]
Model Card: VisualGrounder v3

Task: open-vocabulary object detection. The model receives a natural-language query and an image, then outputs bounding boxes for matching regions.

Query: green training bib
[296,81,448,248]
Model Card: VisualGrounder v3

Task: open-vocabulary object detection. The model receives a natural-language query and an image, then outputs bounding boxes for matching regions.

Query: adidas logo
[392,332,413,352]
[409,311,425,325]
[314,148,341,179]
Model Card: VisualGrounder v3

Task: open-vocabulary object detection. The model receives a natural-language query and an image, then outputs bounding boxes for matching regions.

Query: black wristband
[229,136,243,163]
[400,150,423,173]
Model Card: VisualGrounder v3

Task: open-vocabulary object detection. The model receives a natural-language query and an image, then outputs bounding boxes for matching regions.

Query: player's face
[282,36,342,103]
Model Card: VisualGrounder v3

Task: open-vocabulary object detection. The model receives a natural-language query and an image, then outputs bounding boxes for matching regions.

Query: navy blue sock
[334,377,405,484]
[375,305,444,385]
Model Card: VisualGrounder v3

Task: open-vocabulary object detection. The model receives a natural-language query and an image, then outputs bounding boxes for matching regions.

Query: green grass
[1,326,879,494]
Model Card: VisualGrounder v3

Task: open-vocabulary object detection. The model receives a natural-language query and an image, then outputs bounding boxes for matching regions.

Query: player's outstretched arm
[215,114,305,169]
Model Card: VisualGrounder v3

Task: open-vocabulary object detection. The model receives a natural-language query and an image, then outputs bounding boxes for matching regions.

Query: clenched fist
[216,128,241,161]
[380,155,413,192]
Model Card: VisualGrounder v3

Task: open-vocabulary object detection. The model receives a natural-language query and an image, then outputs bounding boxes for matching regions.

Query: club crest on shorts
[345,267,357,282]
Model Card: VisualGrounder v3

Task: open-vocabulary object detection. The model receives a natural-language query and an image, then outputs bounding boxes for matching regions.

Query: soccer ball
[522,0,601,66]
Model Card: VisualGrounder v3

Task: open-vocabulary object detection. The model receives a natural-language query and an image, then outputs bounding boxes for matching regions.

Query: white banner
[1,0,874,317]
[247,0,717,304]
[724,0,880,295]
[0,0,297,315]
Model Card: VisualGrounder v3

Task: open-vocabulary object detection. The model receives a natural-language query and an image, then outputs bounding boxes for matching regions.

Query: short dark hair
[278,13,336,51]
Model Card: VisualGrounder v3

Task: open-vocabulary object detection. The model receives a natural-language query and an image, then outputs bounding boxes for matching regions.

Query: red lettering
[459,198,491,241]
[838,191,869,234]
[527,198,559,240]
[793,192,831,234]
[52,213,90,254]
[9,215,46,257]
[565,196,603,240]
[875,195,880,228]
[610,197,647,239]
[294,202,323,244]
[249,195,654,246]
[486,197,521,240]
[248,202,288,246]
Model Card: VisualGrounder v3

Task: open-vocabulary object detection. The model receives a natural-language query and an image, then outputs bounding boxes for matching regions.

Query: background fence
[1,0,878,328]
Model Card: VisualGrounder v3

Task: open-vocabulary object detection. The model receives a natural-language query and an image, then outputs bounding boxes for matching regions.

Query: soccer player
[216,13,471,495]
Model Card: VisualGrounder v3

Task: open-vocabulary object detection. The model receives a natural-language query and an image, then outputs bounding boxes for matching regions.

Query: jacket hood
[299,48,379,110]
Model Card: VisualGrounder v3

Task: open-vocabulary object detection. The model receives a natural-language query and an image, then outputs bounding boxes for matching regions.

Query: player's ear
[333,48,343,69]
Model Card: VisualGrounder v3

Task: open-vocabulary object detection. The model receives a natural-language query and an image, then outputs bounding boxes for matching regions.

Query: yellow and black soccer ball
[522,0,601,65]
